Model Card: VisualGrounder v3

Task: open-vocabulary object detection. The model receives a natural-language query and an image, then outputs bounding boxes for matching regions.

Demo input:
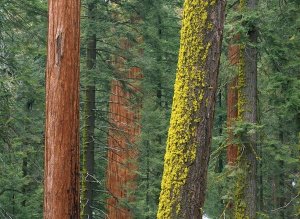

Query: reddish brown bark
[44,1,81,218]
[106,38,141,219]
[227,42,239,165]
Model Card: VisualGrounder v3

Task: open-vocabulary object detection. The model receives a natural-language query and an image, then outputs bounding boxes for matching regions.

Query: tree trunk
[44,1,81,218]
[227,78,238,163]
[157,0,226,218]
[226,40,240,216]
[81,1,97,218]
[235,0,258,218]
[227,41,239,165]
[106,38,141,219]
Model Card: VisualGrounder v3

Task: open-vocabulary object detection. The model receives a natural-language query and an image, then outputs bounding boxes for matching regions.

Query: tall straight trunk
[81,1,97,218]
[235,0,258,218]
[227,40,239,165]
[157,1,226,218]
[44,1,81,218]
[227,77,238,164]
[106,38,141,219]
[226,31,240,218]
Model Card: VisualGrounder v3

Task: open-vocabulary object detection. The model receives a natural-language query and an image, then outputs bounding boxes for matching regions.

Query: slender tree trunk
[226,33,240,217]
[157,0,226,218]
[227,41,239,165]
[44,1,81,218]
[81,1,97,218]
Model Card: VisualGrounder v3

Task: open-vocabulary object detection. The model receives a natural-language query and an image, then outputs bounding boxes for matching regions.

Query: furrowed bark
[157,0,226,218]
[44,0,81,218]
[235,1,258,218]
[106,38,141,219]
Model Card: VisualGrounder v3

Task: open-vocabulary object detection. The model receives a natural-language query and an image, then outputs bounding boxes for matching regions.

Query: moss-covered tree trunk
[44,0,80,218]
[157,0,226,218]
[235,0,258,218]
[81,1,97,219]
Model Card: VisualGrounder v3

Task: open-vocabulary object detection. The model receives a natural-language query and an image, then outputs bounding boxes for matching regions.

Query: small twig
[271,193,299,212]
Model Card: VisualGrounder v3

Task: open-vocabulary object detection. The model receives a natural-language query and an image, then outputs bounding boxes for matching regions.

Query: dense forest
[0,0,299,218]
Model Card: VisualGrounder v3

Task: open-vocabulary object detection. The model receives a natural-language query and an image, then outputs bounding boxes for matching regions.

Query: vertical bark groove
[44,1,80,218]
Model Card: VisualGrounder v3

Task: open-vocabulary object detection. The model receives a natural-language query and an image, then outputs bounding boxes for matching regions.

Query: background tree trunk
[235,0,258,218]
[157,0,226,218]
[106,38,141,219]
[44,0,81,218]
[226,38,240,215]
[227,40,239,165]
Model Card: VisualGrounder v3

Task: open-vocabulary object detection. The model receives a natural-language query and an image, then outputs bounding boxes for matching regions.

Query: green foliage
[205,0,300,218]
[0,0,299,218]
[130,1,180,218]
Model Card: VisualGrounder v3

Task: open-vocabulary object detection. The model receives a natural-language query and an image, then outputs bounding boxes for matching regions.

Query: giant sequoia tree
[157,0,226,218]
[44,0,81,218]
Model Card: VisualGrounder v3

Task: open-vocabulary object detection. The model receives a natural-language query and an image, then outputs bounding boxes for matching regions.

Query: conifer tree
[234,0,258,218]
[157,0,226,218]
[227,39,239,166]
[44,0,81,218]
[106,3,142,218]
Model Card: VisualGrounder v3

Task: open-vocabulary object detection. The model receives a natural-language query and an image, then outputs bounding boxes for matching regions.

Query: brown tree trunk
[44,1,81,218]
[227,41,239,165]
[106,38,141,219]
[226,42,239,215]
[81,1,97,218]
[227,6,241,165]
[227,78,238,165]
[157,0,227,218]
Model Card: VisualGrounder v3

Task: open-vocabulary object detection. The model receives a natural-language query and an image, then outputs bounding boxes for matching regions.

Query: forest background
[0,0,299,218]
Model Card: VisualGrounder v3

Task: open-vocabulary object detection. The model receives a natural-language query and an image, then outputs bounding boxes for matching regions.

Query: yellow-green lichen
[237,45,246,119]
[157,0,215,218]
[234,160,249,219]
[234,2,251,218]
